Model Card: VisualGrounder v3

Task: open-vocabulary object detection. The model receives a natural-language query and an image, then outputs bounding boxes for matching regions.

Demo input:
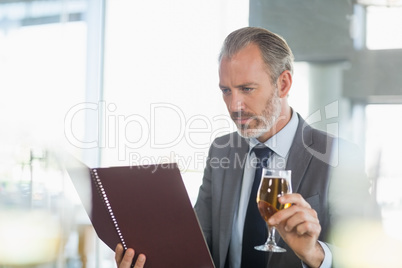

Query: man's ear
[276,70,292,98]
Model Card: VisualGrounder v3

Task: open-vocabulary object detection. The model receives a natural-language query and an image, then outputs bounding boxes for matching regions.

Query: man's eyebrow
[237,82,258,88]
[219,82,259,88]
[219,84,228,89]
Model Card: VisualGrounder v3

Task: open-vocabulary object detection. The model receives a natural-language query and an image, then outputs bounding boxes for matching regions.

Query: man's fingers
[279,193,311,208]
[133,254,146,268]
[114,244,135,268]
[284,209,320,235]
[115,244,146,268]
[115,243,125,265]
[268,194,315,227]
[120,248,135,268]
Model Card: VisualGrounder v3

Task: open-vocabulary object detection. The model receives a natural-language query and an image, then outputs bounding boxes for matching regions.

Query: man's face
[219,44,282,141]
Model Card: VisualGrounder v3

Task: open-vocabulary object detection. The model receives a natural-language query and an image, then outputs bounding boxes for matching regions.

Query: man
[115,27,376,268]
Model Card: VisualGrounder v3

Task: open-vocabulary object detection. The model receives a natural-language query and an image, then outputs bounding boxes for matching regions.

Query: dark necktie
[241,144,273,268]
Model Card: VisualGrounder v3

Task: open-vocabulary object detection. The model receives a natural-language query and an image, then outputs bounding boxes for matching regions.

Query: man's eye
[221,88,231,95]
[243,87,253,92]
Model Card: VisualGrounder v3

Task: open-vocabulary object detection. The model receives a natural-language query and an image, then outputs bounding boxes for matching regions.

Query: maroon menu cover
[66,159,214,268]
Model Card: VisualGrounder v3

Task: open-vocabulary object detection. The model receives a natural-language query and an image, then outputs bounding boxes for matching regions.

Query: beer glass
[254,169,292,252]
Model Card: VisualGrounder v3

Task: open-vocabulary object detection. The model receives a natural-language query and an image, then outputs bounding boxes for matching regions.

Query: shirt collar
[248,109,299,158]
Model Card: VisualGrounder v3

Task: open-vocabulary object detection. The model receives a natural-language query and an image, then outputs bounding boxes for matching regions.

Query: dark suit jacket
[194,114,373,268]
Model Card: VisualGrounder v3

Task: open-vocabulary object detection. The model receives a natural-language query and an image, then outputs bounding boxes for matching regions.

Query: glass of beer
[254,169,292,252]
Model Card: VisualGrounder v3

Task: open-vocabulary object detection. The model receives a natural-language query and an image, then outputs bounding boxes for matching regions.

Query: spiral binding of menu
[91,169,127,250]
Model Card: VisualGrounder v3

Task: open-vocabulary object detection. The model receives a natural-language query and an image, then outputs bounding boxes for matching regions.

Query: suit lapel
[286,115,314,193]
[218,134,249,265]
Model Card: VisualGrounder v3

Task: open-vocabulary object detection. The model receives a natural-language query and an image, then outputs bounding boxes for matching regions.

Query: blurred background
[0,0,401,267]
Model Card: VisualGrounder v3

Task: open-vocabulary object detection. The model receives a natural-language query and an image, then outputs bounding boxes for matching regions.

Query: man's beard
[232,89,281,139]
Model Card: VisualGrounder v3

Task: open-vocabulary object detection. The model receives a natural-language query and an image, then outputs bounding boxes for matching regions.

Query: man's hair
[219,27,294,85]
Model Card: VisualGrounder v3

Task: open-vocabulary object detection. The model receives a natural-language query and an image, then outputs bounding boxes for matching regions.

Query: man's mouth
[232,117,252,125]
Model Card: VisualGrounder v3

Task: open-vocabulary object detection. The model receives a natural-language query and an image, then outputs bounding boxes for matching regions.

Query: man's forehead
[222,43,262,60]
[219,50,272,82]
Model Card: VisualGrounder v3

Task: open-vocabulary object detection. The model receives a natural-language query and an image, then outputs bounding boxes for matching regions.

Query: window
[365,104,402,240]
[366,6,402,50]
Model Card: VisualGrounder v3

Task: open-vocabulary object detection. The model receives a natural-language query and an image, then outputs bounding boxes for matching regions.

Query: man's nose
[229,91,245,112]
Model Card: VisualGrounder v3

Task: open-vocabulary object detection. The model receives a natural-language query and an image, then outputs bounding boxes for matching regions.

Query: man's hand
[268,193,324,268]
[115,244,146,268]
